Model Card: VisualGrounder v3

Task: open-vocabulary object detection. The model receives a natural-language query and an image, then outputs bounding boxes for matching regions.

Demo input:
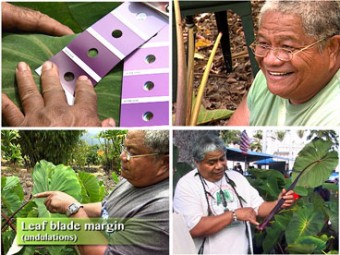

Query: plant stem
[185,22,195,126]
[1,194,33,231]
[1,212,16,232]
[257,160,316,230]
[190,32,222,126]
[174,0,187,126]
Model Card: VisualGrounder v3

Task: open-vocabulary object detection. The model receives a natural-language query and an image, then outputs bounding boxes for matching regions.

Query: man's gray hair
[192,134,226,163]
[259,1,340,40]
[144,130,169,155]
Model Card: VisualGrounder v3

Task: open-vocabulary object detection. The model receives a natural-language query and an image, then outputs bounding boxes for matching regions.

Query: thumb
[101,118,116,127]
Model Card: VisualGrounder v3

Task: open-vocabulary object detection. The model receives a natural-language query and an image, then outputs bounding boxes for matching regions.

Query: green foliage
[293,138,338,188]
[1,130,23,165]
[2,2,123,125]
[220,130,241,145]
[17,130,84,167]
[251,138,338,254]
[2,160,107,255]
[247,169,287,201]
[197,107,233,125]
[97,130,127,173]
[111,172,120,185]
[32,160,82,218]
[285,206,324,244]
[70,140,91,169]
[78,171,105,203]
[1,176,24,215]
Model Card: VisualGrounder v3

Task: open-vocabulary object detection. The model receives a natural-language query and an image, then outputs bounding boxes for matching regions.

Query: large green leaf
[262,213,290,253]
[285,206,325,244]
[1,176,24,214]
[2,3,124,125]
[32,160,82,218]
[2,33,122,124]
[78,171,105,203]
[292,139,338,188]
[197,106,233,125]
[247,169,285,200]
[287,236,327,254]
[325,200,338,231]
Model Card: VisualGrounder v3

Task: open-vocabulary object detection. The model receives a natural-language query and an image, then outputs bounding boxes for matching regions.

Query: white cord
[246,221,254,255]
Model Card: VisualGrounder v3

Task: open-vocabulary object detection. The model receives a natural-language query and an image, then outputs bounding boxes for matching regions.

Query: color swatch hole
[112,29,123,38]
[87,48,98,58]
[145,54,156,64]
[64,72,75,81]
[136,12,147,21]
[143,112,153,121]
[144,81,154,91]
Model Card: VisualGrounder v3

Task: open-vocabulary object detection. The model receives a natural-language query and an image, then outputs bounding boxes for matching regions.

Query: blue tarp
[225,147,289,162]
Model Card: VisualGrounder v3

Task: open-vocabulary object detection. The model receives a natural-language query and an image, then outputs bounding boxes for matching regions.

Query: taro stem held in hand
[257,161,315,231]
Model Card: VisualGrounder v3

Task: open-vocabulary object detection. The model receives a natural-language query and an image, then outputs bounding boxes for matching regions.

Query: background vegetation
[1,129,127,255]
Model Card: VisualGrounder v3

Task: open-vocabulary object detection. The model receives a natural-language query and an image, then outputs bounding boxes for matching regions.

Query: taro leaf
[10,2,82,32]
[1,176,24,214]
[32,160,81,218]
[262,214,290,253]
[285,206,324,244]
[78,171,105,203]
[296,235,327,252]
[325,200,338,231]
[2,33,122,125]
[247,169,285,200]
[67,2,122,30]
[286,243,318,254]
[294,186,309,196]
[292,139,338,188]
[287,236,327,254]
[197,105,233,125]
[2,231,17,255]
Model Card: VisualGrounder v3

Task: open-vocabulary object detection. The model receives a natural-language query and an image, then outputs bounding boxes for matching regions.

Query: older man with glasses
[228,0,340,126]
[34,130,169,255]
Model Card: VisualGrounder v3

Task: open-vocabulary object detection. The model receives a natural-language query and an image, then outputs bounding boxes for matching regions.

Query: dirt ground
[173,1,265,125]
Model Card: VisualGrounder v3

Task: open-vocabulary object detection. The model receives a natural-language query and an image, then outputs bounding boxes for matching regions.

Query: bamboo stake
[174,0,187,126]
[185,24,195,125]
[189,32,222,126]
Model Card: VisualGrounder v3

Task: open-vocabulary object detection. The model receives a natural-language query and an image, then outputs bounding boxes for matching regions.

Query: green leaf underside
[32,160,81,218]
[78,171,105,204]
[197,105,233,125]
[1,176,24,214]
[292,139,338,188]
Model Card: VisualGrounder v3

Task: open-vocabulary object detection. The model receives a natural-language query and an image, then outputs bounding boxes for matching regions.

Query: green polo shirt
[247,69,340,126]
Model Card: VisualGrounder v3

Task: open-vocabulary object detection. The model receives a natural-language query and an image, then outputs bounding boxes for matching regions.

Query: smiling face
[256,11,336,104]
[196,150,227,182]
[120,130,168,187]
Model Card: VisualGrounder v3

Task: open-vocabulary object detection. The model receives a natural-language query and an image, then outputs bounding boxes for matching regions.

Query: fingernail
[108,118,116,127]
[79,75,92,85]
[78,75,88,81]
[17,62,28,72]
[42,61,53,71]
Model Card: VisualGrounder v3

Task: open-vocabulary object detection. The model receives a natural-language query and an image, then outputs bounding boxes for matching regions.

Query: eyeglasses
[249,36,330,62]
[120,144,158,161]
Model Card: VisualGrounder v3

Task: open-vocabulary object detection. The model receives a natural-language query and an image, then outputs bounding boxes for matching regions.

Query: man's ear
[328,35,340,68]
[157,154,169,176]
